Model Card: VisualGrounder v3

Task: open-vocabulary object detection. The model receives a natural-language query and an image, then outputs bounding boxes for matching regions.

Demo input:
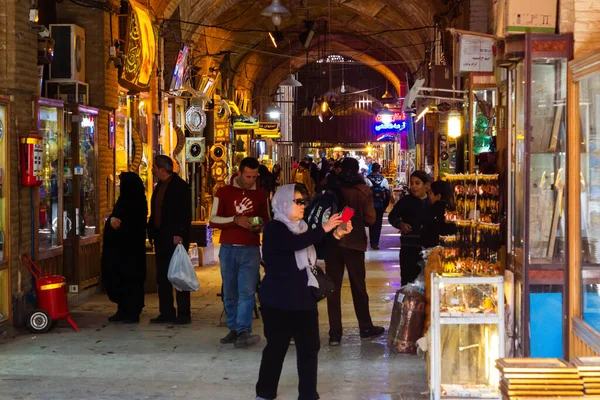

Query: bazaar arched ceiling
[154,0,445,98]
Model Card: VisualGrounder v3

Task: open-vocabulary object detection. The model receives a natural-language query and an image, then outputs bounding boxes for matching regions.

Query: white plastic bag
[167,244,200,292]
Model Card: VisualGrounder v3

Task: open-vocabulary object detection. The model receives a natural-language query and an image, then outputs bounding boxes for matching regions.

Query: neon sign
[375,121,406,132]
[374,112,406,124]
[374,111,408,133]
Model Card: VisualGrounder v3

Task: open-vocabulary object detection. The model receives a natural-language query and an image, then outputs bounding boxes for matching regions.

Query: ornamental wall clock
[211,160,228,180]
[185,137,206,163]
[210,143,227,161]
[185,105,206,134]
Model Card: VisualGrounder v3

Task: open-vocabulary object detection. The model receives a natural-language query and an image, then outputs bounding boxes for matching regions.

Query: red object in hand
[340,207,355,223]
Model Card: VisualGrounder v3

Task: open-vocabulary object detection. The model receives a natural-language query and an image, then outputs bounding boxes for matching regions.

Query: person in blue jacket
[256,183,352,400]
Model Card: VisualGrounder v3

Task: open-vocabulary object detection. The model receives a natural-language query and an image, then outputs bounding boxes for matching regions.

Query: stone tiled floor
[0,221,427,400]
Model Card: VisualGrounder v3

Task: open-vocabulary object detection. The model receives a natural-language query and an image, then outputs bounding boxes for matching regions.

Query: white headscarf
[271,184,319,288]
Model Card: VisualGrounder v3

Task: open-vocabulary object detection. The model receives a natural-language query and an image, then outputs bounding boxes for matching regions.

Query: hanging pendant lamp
[280,73,302,87]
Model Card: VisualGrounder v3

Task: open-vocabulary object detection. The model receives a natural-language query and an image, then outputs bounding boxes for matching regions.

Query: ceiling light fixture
[378,107,394,125]
[448,109,462,138]
[299,20,317,48]
[279,39,302,87]
[268,29,284,48]
[267,103,282,120]
[280,73,302,87]
[261,0,291,27]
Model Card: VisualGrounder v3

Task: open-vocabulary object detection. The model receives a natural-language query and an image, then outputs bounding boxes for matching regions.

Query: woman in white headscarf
[256,184,352,400]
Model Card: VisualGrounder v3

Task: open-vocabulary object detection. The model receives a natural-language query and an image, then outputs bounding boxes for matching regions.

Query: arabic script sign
[457,34,494,73]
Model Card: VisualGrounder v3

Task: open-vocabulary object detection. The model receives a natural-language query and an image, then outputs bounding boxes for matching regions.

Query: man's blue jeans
[219,244,261,333]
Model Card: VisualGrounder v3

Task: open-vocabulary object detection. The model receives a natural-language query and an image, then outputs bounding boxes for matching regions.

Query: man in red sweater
[210,157,270,348]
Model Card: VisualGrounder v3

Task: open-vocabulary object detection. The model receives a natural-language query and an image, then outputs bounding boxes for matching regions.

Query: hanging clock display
[210,143,227,161]
[211,160,228,180]
[185,137,206,162]
[185,105,207,134]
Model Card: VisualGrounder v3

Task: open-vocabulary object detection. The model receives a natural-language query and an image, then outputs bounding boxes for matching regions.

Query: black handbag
[310,265,335,302]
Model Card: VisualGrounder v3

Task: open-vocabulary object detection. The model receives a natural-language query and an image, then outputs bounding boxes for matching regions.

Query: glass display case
[464,73,498,173]
[0,97,9,321]
[430,275,505,400]
[38,99,65,252]
[63,104,101,290]
[499,33,573,358]
[570,51,600,345]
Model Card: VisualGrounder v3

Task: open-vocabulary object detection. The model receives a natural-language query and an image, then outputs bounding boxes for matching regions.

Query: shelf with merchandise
[430,275,505,400]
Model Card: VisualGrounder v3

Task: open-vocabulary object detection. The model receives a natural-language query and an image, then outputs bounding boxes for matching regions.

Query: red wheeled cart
[21,254,79,333]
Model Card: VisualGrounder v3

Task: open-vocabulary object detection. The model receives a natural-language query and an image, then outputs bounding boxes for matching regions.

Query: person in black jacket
[388,170,431,286]
[256,184,352,400]
[101,172,148,323]
[147,155,193,325]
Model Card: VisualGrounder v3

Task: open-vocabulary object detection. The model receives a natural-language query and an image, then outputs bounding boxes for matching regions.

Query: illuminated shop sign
[119,0,157,92]
[373,111,409,141]
[255,122,280,138]
[233,115,259,130]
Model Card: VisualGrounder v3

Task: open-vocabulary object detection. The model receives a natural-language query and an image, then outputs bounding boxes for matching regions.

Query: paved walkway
[0,220,427,400]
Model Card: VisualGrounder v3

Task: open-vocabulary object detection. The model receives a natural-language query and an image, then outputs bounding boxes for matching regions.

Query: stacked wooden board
[573,357,600,396]
[496,358,584,398]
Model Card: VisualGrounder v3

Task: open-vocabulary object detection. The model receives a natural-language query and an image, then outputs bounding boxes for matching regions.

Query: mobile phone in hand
[339,207,355,230]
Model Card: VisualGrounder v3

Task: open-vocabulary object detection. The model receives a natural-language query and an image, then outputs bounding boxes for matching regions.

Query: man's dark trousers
[325,247,373,338]
[369,206,385,248]
[155,232,190,319]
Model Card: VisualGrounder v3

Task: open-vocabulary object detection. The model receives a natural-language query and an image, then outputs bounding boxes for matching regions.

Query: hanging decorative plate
[440,152,449,160]
[0,119,4,141]
[185,105,206,134]
[128,126,143,172]
[173,126,185,156]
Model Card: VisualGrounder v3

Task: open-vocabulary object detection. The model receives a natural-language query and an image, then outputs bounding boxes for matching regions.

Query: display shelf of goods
[430,275,505,400]
[439,222,502,276]
[443,174,500,223]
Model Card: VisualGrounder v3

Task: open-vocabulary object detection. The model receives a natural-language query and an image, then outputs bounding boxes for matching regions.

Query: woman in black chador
[102,172,148,323]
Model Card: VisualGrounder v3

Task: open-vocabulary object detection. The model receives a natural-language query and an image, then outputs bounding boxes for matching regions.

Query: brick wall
[55,2,118,220]
[469,0,491,34]
[0,0,44,319]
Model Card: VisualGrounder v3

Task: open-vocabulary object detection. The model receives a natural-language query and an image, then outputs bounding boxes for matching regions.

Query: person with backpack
[365,163,390,250]
[323,157,385,346]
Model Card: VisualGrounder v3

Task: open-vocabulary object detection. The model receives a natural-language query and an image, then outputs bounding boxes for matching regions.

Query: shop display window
[528,60,567,264]
[79,112,97,237]
[472,88,496,157]
[578,72,600,332]
[501,33,572,358]
[39,106,62,250]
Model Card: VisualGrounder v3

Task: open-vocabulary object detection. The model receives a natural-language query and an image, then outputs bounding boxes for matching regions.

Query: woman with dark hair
[258,164,275,200]
[101,172,148,323]
[256,183,352,400]
[388,170,431,286]
[272,164,282,191]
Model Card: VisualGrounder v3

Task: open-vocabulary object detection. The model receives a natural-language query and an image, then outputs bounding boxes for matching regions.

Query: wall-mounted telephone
[20,135,43,186]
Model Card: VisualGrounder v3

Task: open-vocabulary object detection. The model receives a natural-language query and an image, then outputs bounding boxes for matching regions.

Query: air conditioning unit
[49,24,85,82]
